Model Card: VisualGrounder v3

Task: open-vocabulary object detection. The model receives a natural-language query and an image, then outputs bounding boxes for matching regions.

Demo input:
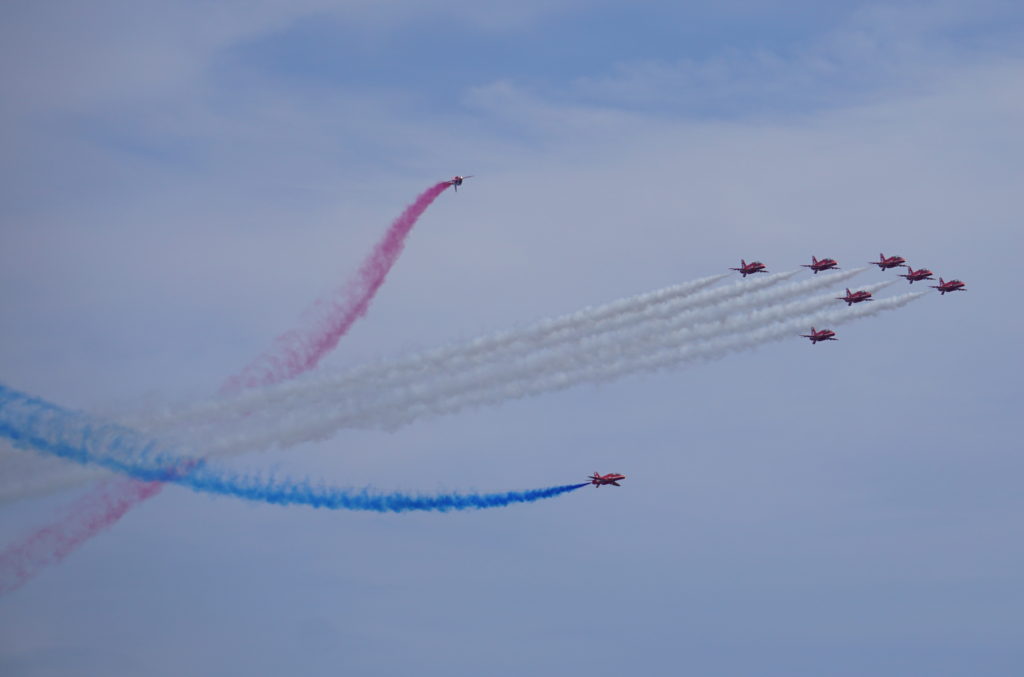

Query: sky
[1,1,1023,675]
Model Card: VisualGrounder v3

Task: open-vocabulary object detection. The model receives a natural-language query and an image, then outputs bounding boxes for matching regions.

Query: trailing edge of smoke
[0,385,586,513]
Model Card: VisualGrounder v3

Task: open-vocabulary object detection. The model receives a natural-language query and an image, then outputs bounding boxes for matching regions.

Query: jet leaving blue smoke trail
[0,384,586,513]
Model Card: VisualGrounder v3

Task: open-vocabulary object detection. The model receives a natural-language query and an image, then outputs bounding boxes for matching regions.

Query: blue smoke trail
[0,384,587,513]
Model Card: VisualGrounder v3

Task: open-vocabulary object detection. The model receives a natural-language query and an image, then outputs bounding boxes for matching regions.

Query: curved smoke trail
[221,180,451,392]
[0,384,585,522]
[0,181,451,595]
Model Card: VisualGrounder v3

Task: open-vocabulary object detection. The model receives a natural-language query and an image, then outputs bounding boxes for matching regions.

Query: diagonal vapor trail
[155,271,879,440]
[361,290,924,430]
[129,269,863,434]
[129,271,761,430]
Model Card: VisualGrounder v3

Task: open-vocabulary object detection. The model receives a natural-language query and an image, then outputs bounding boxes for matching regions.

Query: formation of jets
[721,251,967,347]
[441,180,971,491]
[728,254,965,296]
[588,472,626,488]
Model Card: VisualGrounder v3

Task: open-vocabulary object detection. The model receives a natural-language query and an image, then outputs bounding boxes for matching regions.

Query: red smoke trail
[0,181,449,595]
[0,479,161,595]
[221,181,451,392]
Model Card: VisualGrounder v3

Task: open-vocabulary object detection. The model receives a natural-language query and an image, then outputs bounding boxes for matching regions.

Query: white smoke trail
[135,280,897,462]
[362,290,925,430]
[127,272,747,429]
[216,281,899,438]
[130,269,864,433]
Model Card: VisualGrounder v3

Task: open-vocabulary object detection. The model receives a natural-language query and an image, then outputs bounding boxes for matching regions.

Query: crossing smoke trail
[221,180,451,392]
[0,275,904,500]
[11,284,906,497]
[0,270,751,500]
[0,181,451,595]
[0,275,736,501]
[0,385,585,524]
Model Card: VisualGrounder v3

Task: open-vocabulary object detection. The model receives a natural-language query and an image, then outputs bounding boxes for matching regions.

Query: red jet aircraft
[899,266,935,284]
[931,277,966,295]
[801,327,837,344]
[730,259,768,277]
[446,175,473,191]
[802,255,839,273]
[869,252,907,270]
[837,288,873,306]
[588,472,626,488]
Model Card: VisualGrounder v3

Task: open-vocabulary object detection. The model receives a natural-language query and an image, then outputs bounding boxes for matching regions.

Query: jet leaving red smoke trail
[0,182,450,595]
[221,181,451,392]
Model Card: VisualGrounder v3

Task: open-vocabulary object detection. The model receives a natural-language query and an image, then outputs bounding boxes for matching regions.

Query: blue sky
[1,1,1023,675]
